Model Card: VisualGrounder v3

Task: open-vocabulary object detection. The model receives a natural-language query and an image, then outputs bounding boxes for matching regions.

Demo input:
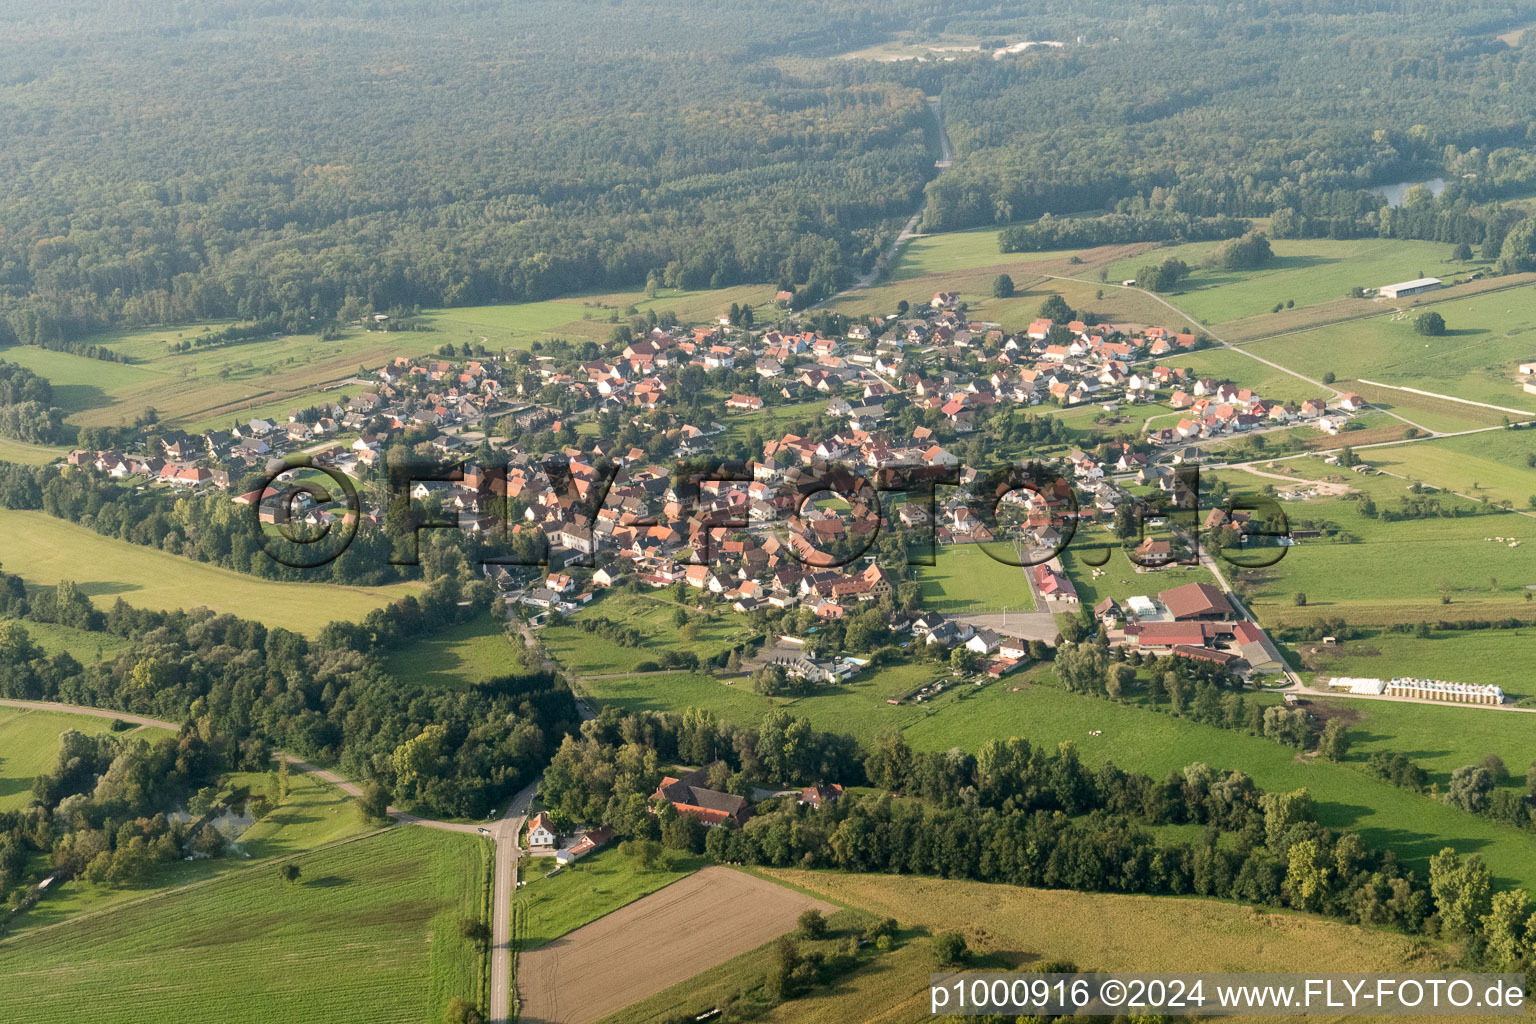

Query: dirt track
[516,867,834,1024]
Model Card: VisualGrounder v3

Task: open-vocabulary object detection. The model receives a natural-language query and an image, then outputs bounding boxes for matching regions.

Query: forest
[9,1,1536,346]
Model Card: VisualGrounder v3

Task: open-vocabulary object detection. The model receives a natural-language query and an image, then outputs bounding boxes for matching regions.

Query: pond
[1367,177,1446,206]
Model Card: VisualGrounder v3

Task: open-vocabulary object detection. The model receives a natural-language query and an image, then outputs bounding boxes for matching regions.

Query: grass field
[1359,430,1536,507]
[3,324,442,430]
[516,847,701,951]
[0,510,419,636]
[0,826,487,1024]
[15,766,367,936]
[0,437,72,467]
[1232,499,1536,627]
[1243,285,1536,410]
[540,590,756,676]
[0,618,131,661]
[1308,693,1536,789]
[1344,382,1510,434]
[1101,237,1487,327]
[0,708,168,812]
[1289,627,1536,696]
[1160,348,1323,403]
[915,543,1036,612]
[382,617,520,689]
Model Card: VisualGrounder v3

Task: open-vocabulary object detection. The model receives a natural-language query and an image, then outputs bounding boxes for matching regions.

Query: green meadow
[1160,347,1323,403]
[896,676,1536,890]
[540,589,757,676]
[915,543,1036,612]
[0,510,419,636]
[1290,627,1535,697]
[1360,431,1536,507]
[1101,237,1485,327]
[0,826,488,1024]
[1232,498,1536,626]
[382,617,521,689]
[0,707,169,812]
[14,766,368,936]
[1244,285,1536,410]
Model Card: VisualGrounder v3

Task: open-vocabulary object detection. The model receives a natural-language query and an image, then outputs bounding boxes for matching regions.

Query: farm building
[1376,277,1441,299]
[1387,677,1505,704]
[1159,581,1233,621]
[654,768,752,827]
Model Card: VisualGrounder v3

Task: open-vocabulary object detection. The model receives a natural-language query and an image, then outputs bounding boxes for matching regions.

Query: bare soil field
[516,867,834,1024]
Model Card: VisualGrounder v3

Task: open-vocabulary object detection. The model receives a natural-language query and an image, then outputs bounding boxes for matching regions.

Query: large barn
[1159,581,1234,621]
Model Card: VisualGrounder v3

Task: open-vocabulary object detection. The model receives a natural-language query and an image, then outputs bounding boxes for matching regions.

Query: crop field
[0,827,487,1024]
[516,848,702,951]
[15,766,366,936]
[1160,348,1323,403]
[895,675,1536,889]
[915,543,1036,612]
[517,867,834,1024]
[1289,627,1536,696]
[739,872,1462,1024]
[1359,431,1536,507]
[883,229,1085,280]
[1101,237,1485,327]
[382,617,520,689]
[1242,285,1536,410]
[0,511,419,636]
[539,590,756,676]
[1232,501,1536,627]
[0,707,167,812]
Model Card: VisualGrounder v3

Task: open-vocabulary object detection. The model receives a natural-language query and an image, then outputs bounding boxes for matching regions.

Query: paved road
[0,697,530,1022]
[489,780,539,1024]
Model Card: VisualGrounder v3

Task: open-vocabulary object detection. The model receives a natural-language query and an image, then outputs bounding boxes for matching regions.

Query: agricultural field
[16,766,367,936]
[0,707,168,812]
[1231,500,1536,627]
[1101,237,1486,328]
[516,847,702,951]
[4,323,443,430]
[608,867,1471,1024]
[915,543,1036,612]
[1344,381,1510,434]
[539,589,756,676]
[1359,430,1536,508]
[1289,627,1536,697]
[0,511,419,636]
[1057,536,1220,611]
[1242,284,1536,410]
[517,867,834,1024]
[382,617,521,689]
[0,826,487,1024]
[1160,347,1323,403]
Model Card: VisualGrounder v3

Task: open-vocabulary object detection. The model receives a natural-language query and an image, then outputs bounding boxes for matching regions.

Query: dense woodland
[9,1,1536,346]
